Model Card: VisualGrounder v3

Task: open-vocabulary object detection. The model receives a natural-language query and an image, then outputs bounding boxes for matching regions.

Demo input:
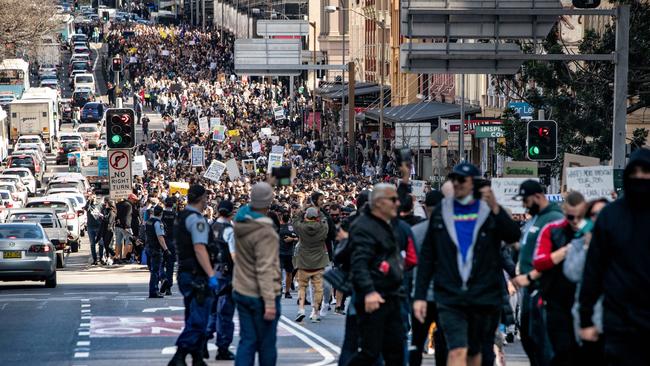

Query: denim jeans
[88,226,102,262]
[233,291,280,366]
[175,271,214,355]
[207,277,235,351]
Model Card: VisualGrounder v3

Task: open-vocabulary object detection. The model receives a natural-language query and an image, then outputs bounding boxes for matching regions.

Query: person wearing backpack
[206,200,236,361]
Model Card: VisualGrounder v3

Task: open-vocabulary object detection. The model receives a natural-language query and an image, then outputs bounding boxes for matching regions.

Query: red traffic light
[538,127,550,137]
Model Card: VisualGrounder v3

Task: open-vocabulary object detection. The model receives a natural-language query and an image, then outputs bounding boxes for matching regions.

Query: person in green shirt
[512,180,564,366]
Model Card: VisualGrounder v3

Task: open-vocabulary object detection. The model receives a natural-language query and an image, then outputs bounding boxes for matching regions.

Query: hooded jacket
[414,198,521,307]
[579,149,650,334]
[292,213,330,270]
[519,202,564,275]
[232,205,282,309]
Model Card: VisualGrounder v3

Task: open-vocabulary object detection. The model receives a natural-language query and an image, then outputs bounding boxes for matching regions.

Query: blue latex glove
[208,275,220,290]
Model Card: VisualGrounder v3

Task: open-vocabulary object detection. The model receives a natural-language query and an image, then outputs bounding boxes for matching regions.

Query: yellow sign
[169,182,189,196]
[227,129,240,137]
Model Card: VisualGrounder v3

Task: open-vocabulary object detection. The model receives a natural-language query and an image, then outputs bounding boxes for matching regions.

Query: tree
[0,0,59,60]
[495,0,650,169]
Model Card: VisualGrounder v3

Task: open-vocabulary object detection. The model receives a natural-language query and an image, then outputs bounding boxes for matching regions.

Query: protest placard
[132,155,148,176]
[225,159,241,180]
[412,180,427,201]
[242,159,257,175]
[210,117,221,129]
[260,128,273,137]
[491,177,540,215]
[203,160,227,182]
[271,145,284,155]
[267,153,283,173]
[227,129,240,137]
[566,166,613,201]
[273,106,285,120]
[198,117,209,133]
[212,126,226,141]
[177,118,188,132]
[191,146,205,167]
[251,140,262,154]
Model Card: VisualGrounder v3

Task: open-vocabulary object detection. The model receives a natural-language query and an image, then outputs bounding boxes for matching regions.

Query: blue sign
[508,102,534,118]
[98,156,108,177]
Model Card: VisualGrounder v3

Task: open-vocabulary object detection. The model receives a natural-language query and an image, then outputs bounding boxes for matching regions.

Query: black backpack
[211,221,234,275]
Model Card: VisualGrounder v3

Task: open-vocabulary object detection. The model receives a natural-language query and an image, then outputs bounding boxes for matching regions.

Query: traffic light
[111,57,123,72]
[102,11,110,22]
[573,0,600,8]
[527,120,558,161]
[106,108,135,148]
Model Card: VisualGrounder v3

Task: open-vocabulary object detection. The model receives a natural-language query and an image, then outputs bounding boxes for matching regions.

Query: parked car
[25,198,81,252]
[1,168,37,194]
[5,208,69,268]
[0,223,57,287]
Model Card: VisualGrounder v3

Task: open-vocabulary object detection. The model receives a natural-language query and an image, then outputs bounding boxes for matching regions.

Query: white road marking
[81,309,91,313]
[142,306,184,313]
[78,331,90,336]
[81,316,91,320]
[161,344,217,355]
[81,304,90,308]
[74,352,89,358]
[77,341,90,347]
[280,316,342,354]
[278,321,335,366]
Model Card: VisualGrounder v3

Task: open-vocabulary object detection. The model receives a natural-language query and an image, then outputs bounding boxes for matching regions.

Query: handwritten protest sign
[210,117,221,129]
[203,160,227,182]
[212,126,226,141]
[225,159,241,180]
[191,146,205,167]
[412,180,427,201]
[267,153,283,173]
[251,140,262,154]
[198,117,209,133]
[491,178,540,215]
[566,166,613,201]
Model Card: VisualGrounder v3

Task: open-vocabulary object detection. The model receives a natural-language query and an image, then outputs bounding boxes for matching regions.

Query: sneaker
[106,258,114,266]
[164,288,172,296]
[215,349,235,360]
[310,314,321,323]
[295,309,306,323]
[284,292,292,299]
[319,307,328,318]
[334,306,346,315]
[296,299,311,306]
[149,293,164,298]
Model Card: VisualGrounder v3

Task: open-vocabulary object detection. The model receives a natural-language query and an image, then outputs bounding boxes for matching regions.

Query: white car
[58,132,86,149]
[45,194,87,233]
[73,73,95,94]
[0,182,27,206]
[75,124,101,148]
[0,189,22,210]
[0,178,28,204]
[73,46,91,58]
[1,168,37,195]
[25,198,81,245]
[15,135,46,154]
[49,173,91,192]
[46,179,87,196]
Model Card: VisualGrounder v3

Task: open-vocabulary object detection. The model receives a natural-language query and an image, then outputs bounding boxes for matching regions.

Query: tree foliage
[0,0,59,60]
[495,0,650,169]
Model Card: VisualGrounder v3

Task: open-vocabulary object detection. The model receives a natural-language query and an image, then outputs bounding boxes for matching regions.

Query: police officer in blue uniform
[206,200,236,360]
[145,205,171,298]
[160,197,178,295]
[168,185,220,366]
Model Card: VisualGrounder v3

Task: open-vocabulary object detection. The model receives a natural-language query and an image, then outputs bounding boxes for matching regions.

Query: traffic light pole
[612,5,630,170]
[114,70,122,108]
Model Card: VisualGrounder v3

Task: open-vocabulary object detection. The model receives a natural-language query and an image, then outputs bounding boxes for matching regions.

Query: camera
[272,166,292,186]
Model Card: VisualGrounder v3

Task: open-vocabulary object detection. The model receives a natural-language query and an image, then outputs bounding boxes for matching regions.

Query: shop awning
[364,101,481,124]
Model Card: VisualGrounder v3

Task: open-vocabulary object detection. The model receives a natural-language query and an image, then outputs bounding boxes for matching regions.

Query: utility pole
[379,20,386,172]
[459,74,465,162]
[348,61,355,171]
[221,0,225,45]
[613,5,630,170]
[340,0,346,153]
[310,21,317,137]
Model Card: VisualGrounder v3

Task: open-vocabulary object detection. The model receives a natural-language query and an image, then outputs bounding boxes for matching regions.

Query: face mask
[625,178,650,206]
[528,202,541,216]
[456,195,473,206]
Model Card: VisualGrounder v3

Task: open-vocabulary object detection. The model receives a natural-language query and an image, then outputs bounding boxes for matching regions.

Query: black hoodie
[579,148,650,334]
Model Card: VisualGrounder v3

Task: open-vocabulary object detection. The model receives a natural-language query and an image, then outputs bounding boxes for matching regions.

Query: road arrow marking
[142,306,184,313]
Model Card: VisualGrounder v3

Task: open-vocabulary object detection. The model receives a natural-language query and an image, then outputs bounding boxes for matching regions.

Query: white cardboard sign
[203,160,227,182]
[566,166,613,201]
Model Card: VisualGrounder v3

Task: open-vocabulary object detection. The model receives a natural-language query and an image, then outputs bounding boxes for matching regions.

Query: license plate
[3,251,22,259]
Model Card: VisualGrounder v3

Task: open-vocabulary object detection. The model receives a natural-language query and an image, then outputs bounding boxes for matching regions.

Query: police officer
[160,197,177,296]
[168,185,220,366]
[146,205,171,298]
[206,200,236,361]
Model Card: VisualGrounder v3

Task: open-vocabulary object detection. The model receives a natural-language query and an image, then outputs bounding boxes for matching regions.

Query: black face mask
[625,178,650,206]
[528,202,541,216]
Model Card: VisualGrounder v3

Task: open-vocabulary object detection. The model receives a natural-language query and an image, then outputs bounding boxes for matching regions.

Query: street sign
[108,149,132,200]
[234,39,302,76]
[508,102,534,118]
[256,20,310,37]
[431,127,448,145]
[475,125,504,138]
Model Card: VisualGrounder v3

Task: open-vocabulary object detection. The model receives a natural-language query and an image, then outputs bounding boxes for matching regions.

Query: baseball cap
[305,207,320,219]
[218,200,234,215]
[514,180,544,200]
[449,162,481,178]
[187,185,207,203]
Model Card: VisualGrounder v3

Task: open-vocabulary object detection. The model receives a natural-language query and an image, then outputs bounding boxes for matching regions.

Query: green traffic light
[111,135,122,144]
[529,146,540,156]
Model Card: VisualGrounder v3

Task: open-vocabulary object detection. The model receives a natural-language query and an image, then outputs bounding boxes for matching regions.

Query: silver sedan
[0,223,57,288]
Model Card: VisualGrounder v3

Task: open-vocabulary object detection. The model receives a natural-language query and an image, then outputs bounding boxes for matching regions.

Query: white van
[73,73,95,94]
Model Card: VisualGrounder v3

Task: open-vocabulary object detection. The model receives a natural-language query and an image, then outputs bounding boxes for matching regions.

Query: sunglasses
[381,196,399,203]
[449,175,467,183]
[566,214,582,221]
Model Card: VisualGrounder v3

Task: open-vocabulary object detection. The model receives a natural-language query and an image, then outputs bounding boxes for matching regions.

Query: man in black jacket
[413,163,520,366]
[347,183,404,366]
[579,148,650,366]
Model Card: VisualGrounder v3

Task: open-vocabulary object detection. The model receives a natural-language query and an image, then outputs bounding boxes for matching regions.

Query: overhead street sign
[401,43,524,74]
[108,149,133,200]
[234,39,302,76]
[256,20,310,37]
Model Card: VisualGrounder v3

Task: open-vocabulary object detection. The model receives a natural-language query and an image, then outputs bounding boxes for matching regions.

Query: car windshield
[26,202,68,214]
[72,63,87,70]
[0,185,15,192]
[41,74,57,80]
[76,76,93,83]
[0,225,43,240]
[18,138,39,144]
[8,213,56,228]
[3,171,28,178]
[48,183,81,191]
[10,157,34,166]
[77,126,97,132]
[0,192,9,199]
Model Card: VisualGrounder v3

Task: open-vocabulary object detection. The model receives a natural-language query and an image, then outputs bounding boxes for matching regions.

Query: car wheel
[70,240,79,253]
[45,271,57,288]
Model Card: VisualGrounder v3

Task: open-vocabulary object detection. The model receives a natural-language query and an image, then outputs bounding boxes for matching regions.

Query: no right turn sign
[108,149,133,200]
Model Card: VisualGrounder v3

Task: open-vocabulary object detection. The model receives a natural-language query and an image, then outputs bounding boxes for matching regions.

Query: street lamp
[325,5,386,171]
